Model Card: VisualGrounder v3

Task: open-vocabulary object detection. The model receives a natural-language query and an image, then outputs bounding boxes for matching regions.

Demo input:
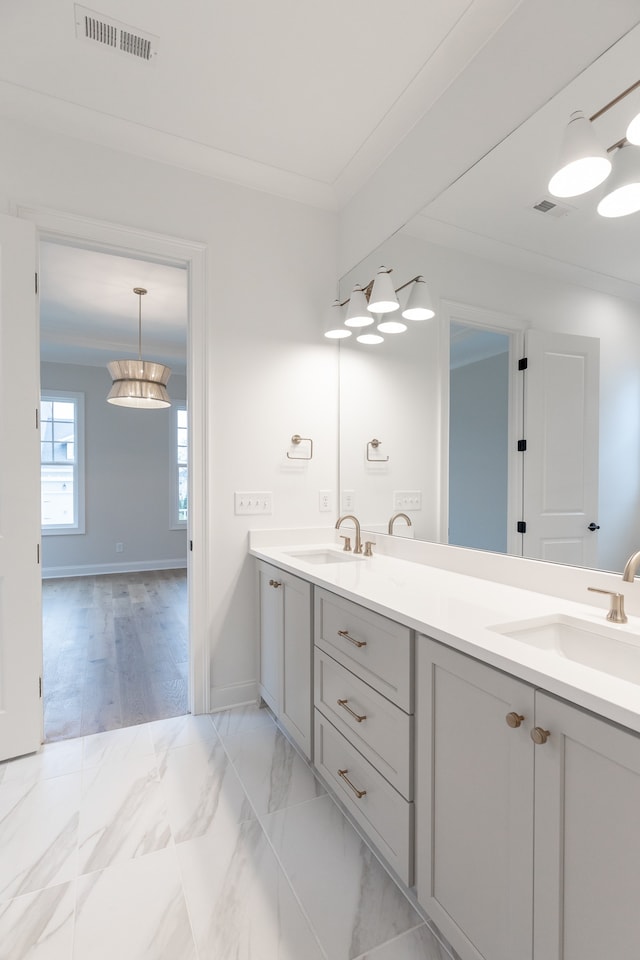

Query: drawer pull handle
[268,579,282,588]
[506,712,525,728]
[338,768,367,799]
[337,629,366,648]
[337,698,367,723]
[531,727,551,745]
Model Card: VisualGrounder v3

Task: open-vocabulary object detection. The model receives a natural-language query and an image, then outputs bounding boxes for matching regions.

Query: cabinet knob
[506,712,525,728]
[530,726,551,745]
[268,579,282,588]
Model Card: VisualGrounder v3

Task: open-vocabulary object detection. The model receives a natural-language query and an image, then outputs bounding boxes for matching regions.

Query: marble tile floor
[0,705,454,960]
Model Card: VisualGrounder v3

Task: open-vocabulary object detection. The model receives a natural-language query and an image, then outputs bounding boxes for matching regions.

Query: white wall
[0,116,338,710]
[340,230,640,574]
[40,361,187,576]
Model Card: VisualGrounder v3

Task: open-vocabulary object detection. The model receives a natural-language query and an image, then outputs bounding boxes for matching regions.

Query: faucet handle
[587,587,627,623]
[339,535,352,552]
[363,540,376,557]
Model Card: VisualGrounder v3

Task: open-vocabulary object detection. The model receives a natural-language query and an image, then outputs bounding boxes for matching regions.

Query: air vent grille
[75,5,158,63]
[533,199,556,213]
[531,197,574,219]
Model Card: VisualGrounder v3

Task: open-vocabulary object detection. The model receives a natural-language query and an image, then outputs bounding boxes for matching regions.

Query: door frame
[438,299,527,556]
[17,205,210,717]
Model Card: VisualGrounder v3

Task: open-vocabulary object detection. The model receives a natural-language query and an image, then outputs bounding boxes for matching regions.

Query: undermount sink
[489,614,640,684]
[283,548,362,565]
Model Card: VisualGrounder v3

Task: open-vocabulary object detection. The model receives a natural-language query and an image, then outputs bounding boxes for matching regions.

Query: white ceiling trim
[0,81,338,211]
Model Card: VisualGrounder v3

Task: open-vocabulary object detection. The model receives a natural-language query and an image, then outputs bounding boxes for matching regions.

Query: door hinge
[36,543,40,564]
[517,521,527,534]
[36,408,39,430]
[39,676,42,698]
[35,272,38,295]
[517,439,527,452]
[518,357,528,371]
[189,539,193,551]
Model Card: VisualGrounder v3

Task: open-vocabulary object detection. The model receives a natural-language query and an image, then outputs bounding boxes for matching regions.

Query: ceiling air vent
[74,5,159,63]
[530,197,574,219]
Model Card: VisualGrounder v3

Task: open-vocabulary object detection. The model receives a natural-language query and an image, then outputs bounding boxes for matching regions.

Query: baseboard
[42,558,188,579]
[209,680,259,712]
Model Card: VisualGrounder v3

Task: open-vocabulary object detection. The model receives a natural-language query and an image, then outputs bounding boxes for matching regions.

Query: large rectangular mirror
[338,25,640,574]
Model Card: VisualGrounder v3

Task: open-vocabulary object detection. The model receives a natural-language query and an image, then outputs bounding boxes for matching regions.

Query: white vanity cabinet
[313,587,415,885]
[416,636,640,960]
[257,560,313,759]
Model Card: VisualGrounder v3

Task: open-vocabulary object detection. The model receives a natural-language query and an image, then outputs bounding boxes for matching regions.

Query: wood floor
[42,569,188,742]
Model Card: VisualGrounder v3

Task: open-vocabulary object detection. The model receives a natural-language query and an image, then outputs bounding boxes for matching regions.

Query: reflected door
[524,329,600,567]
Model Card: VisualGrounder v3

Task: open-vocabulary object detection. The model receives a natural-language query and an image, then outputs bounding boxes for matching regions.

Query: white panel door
[524,330,599,566]
[0,214,42,761]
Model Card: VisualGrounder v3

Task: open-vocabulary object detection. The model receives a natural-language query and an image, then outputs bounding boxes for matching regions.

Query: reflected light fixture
[548,110,611,198]
[323,299,352,339]
[377,316,407,334]
[367,266,400,313]
[344,285,374,327]
[402,276,435,320]
[107,287,172,409]
[596,143,640,217]
[357,331,384,345]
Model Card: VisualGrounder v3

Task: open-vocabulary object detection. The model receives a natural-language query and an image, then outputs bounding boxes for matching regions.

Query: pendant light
[548,110,611,198]
[344,285,374,327]
[107,287,172,409]
[402,276,435,320]
[323,299,352,339]
[596,143,640,218]
[367,266,400,314]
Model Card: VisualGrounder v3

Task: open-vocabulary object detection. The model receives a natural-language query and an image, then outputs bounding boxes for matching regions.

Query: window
[172,405,188,528]
[40,391,85,534]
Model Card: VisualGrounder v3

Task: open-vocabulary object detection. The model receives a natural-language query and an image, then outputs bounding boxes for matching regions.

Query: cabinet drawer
[314,648,412,799]
[315,588,412,711]
[314,711,414,885]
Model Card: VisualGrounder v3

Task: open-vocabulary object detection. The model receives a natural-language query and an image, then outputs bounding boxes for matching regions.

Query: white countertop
[250,535,640,734]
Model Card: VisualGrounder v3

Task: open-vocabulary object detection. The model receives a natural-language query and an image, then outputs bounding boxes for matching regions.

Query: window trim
[170,403,188,530]
[40,390,86,536]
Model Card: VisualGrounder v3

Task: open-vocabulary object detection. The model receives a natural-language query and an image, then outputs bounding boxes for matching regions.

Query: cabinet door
[257,561,283,714]
[533,692,640,960]
[280,573,312,759]
[416,637,535,960]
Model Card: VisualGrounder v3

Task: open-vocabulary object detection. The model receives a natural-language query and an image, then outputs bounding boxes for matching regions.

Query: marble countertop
[250,535,640,735]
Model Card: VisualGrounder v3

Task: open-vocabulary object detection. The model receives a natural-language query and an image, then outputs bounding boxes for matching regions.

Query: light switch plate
[234,491,273,515]
[393,490,422,511]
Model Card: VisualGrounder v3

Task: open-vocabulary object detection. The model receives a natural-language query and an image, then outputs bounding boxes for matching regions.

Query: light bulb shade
[357,332,384,345]
[323,300,351,339]
[596,144,640,218]
[367,267,399,313]
[107,359,172,408]
[402,277,435,320]
[548,111,611,198]
[377,318,407,334]
[626,111,640,145]
[344,285,374,327]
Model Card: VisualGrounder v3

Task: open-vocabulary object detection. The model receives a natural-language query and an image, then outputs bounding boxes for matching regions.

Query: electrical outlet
[393,490,422,511]
[319,490,332,512]
[341,490,355,511]
[234,491,273,515]
[116,542,124,553]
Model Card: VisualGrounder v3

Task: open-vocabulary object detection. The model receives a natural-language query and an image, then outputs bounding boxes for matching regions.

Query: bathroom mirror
[338,25,640,575]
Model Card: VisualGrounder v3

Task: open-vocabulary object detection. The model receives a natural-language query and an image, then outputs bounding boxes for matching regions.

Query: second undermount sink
[489,614,640,684]
[283,548,363,565]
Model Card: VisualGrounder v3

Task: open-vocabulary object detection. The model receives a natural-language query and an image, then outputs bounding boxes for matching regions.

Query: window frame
[40,390,86,536]
[170,403,188,530]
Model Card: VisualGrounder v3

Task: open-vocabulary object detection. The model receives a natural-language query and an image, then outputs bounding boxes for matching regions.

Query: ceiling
[3,1,640,364]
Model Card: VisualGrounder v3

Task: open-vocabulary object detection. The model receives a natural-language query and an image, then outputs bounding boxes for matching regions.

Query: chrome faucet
[388,512,412,536]
[622,550,640,582]
[335,514,363,554]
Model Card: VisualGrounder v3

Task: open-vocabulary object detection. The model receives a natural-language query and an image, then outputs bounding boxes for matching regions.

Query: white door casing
[524,330,600,567]
[0,214,42,761]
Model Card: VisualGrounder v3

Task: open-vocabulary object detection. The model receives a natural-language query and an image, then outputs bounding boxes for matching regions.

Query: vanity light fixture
[357,331,384,345]
[323,299,352,339]
[344,285,374,327]
[596,142,640,218]
[401,276,435,320]
[367,266,400,313]
[377,316,408,334]
[548,110,611,198]
[107,287,172,409]
[626,110,640,145]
